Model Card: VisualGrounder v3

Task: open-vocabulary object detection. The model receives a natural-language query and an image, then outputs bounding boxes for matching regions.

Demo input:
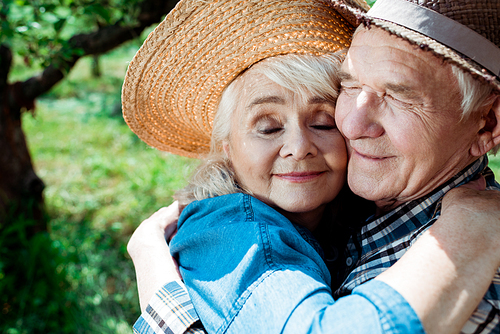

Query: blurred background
[1,0,198,333]
[1,0,498,333]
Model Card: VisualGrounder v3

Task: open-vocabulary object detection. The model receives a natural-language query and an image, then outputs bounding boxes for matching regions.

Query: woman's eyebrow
[247,96,285,109]
[308,96,335,107]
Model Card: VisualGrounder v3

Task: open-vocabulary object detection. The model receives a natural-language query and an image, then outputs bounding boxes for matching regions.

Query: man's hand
[127,201,183,312]
[441,176,500,266]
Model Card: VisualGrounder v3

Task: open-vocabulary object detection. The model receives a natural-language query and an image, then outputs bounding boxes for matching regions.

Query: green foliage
[0,210,142,333]
[0,215,83,333]
[2,0,181,332]
[5,44,198,333]
[1,0,142,70]
[488,153,500,175]
[4,2,500,332]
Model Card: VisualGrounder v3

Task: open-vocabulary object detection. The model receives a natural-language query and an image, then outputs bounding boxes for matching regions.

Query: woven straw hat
[362,0,500,92]
[122,0,368,158]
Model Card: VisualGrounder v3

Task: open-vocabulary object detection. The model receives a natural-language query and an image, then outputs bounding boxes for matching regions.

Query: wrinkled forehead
[344,26,455,86]
[350,26,446,67]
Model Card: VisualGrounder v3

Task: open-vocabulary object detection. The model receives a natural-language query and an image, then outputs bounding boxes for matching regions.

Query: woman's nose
[337,90,385,140]
[279,126,318,160]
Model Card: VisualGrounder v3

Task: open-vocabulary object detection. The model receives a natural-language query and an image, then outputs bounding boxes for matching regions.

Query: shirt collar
[359,155,489,253]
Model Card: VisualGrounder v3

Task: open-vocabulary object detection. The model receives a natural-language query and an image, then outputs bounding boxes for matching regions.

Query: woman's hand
[376,177,500,334]
[127,201,183,312]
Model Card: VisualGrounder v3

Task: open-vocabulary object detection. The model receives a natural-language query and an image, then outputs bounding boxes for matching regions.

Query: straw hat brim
[122,0,362,158]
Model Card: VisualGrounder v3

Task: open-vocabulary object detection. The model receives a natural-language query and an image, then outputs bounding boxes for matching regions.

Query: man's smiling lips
[350,147,392,160]
[273,171,325,183]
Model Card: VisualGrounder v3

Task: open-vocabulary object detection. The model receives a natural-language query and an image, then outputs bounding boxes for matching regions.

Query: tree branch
[16,0,179,107]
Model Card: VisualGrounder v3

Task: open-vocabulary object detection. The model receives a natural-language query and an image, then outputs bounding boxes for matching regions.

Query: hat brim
[122,0,363,158]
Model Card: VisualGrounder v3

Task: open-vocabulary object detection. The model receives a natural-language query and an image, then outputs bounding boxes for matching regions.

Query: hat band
[367,0,500,77]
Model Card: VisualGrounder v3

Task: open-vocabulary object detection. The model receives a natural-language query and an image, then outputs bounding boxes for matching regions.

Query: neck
[374,202,397,216]
[277,205,326,232]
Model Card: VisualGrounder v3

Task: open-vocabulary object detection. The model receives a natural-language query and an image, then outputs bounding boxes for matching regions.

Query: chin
[347,181,380,202]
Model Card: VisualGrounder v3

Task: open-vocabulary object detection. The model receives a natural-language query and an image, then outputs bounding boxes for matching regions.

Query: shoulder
[178,193,291,229]
[173,193,331,283]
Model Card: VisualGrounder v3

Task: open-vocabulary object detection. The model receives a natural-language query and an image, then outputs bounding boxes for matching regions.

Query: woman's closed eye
[310,112,336,131]
[311,124,336,130]
[254,118,283,135]
[258,126,283,135]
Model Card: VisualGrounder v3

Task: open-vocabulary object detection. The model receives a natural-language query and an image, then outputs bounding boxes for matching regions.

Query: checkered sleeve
[133,280,206,334]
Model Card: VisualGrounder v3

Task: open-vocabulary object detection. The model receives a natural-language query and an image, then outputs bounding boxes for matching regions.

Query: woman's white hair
[174,52,344,206]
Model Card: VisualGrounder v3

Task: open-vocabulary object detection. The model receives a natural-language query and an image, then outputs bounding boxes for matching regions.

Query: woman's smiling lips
[273,171,325,183]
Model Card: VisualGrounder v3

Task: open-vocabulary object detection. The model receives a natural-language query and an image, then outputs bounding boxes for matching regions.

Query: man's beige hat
[362,0,500,92]
[122,0,368,158]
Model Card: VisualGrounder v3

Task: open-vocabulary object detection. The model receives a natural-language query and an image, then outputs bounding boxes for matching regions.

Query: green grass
[24,97,197,233]
[6,38,500,333]
[6,42,198,334]
[488,153,500,175]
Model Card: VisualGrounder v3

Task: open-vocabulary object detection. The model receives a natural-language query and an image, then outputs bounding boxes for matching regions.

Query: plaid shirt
[133,281,204,334]
[134,155,500,334]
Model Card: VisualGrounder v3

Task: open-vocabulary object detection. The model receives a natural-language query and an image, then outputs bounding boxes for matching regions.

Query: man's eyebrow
[385,83,421,100]
[247,96,285,108]
[339,71,355,82]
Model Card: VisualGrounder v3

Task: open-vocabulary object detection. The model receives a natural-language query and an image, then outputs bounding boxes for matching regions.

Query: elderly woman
[123,0,500,333]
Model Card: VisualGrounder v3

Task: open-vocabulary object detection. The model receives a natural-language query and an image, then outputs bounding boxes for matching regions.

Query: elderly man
[128,0,500,333]
[331,0,500,331]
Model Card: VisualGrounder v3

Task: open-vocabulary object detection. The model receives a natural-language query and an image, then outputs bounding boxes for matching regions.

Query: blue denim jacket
[170,193,424,334]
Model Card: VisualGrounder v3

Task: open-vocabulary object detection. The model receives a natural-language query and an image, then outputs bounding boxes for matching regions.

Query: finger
[154,201,180,219]
[157,202,180,238]
[172,257,182,279]
[168,229,178,243]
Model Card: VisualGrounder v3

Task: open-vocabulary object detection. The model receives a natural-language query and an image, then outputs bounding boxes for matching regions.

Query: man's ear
[471,94,500,157]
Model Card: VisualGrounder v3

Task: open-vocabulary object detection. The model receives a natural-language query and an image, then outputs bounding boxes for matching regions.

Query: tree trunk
[0,0,180,230]
[0,45,45,231]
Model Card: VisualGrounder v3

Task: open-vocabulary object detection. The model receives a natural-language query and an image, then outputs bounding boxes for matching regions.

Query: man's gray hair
[451,65,498,154]
[452,65,494,119]
[174,52,344,206]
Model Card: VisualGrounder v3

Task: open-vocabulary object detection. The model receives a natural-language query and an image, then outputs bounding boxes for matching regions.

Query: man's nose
[279,126,318,160]
[339,90,384,140]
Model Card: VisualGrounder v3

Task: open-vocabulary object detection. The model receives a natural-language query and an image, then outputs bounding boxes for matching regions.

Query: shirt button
[325,246,338,263]
[346,257,353,266]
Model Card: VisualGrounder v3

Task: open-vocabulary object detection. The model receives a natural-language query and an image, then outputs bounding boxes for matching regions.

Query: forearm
[129,238,180,312]
[127,204,182,312]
